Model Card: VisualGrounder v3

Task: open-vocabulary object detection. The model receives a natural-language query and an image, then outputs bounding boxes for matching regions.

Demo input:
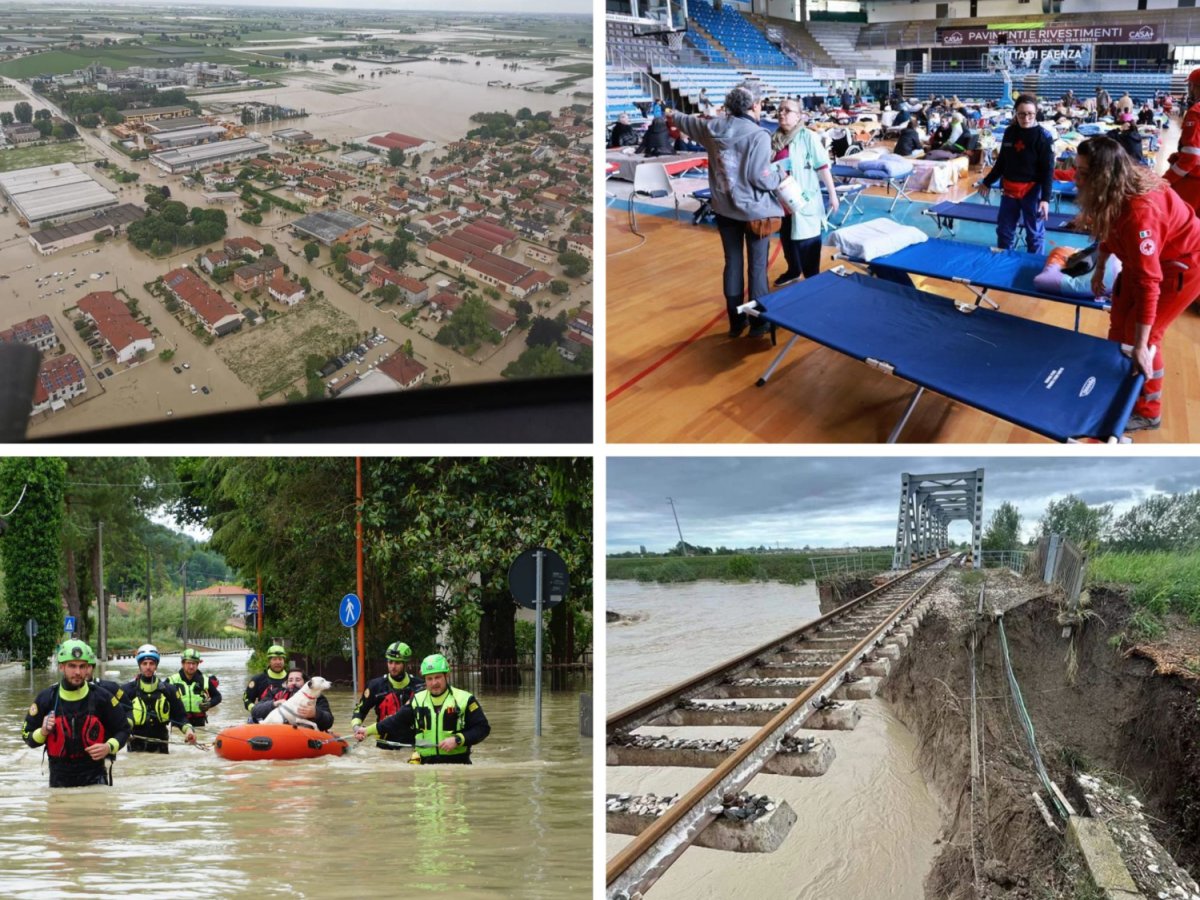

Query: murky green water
[1,651,591,899]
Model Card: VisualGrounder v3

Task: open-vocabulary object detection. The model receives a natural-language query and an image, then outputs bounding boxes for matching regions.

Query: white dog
[263,676,332,729]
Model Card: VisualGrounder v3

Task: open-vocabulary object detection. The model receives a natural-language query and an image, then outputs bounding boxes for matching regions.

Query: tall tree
[1039,494,1112,555]
[0,459,66,667]
[982,501,1022,552]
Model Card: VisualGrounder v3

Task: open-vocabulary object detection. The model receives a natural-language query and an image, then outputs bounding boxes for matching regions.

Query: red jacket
[1100,185,1200,326]
[1165,100,1200,191]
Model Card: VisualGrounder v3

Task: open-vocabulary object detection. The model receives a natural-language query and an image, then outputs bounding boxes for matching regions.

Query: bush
[727,555,761,580]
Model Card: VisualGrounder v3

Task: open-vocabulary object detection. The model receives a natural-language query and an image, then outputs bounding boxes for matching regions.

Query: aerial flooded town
[0,2,592,436]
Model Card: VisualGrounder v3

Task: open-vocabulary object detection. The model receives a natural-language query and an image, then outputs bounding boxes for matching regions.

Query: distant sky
[607,457,1200,554]
[88,0,590,12]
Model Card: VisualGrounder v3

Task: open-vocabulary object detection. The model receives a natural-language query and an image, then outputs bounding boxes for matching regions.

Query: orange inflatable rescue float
[213,723,349,761]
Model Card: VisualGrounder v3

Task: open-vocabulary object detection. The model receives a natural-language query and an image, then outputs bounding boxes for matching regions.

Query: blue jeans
[996,188,1045,255]
[716,214,771,330]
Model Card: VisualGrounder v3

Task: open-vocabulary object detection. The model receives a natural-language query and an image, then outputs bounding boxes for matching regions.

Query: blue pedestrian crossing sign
[339,593,361,628]
[64,616,76,633]
[245,594,259,614]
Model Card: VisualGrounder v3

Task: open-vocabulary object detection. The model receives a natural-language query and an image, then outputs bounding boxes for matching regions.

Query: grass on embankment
[606,551,894,586]
[1088,551,1200,625]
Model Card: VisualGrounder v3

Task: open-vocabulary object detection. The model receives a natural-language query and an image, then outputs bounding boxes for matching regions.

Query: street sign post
[25,618,36,687]
[245,594,259,630]
[340,593,361,695]
[508,548,569,738]
[64,616,76,634]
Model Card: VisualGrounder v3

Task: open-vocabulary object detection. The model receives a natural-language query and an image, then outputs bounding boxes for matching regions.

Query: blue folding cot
[836,237,1109,331]
[744,270,1142,442]
[924,200,1078,237]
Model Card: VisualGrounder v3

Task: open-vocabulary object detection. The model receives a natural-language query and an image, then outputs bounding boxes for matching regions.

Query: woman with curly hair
[1074,136,1200,433]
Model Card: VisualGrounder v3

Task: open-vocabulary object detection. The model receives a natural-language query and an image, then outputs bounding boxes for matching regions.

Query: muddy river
[606,580,941,899]
[0,650,591,899]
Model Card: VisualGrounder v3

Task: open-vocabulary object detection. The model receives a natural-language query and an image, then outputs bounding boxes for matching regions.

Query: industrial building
[0,164,118,228]
[290,209,371,247]
[149,125,230,150]
[28,203,146,255]
[150,137,269,174]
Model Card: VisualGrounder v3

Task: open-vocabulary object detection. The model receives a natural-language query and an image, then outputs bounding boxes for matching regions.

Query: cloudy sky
[607,457,1200,554]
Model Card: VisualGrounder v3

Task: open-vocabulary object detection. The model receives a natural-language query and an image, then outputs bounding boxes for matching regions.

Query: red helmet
[1189,68,1200,89]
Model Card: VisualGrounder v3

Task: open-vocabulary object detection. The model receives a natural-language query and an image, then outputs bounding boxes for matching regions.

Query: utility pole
[146,551,152,644]
[180,558,188,648]
[97,520,107,666]
[666,497,688,557]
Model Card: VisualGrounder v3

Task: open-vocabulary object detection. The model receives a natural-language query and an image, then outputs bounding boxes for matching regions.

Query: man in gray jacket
[671,81,784,337]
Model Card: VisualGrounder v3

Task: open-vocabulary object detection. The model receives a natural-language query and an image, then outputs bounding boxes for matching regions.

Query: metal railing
[1028,534,1087,605]
[188,637,249,652]
[980,550,1029,573]
[809,551,895,580]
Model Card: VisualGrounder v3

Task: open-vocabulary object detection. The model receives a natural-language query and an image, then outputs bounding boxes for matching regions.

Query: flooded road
[606,580,941,899]
[1,651,591,899]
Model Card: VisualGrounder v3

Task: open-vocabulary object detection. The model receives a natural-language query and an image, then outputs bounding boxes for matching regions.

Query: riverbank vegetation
[607,550,894,586]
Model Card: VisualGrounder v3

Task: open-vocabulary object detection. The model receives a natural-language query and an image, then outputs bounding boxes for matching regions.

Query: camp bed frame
[739,269,1142,443]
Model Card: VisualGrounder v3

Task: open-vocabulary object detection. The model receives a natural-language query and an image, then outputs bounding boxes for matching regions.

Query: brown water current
[606,580,940,899]
[0,651,591,899]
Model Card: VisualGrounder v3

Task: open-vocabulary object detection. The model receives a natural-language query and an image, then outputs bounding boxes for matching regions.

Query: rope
[995,614,1068,819]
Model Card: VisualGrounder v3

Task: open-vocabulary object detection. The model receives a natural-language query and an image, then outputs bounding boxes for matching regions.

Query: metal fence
[809,551,895,580]
[1028,534,1087,604]
[980,550,1029,573]
[187,637,249,652]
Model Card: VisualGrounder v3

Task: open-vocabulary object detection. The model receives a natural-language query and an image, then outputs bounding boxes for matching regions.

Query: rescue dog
[263,676,331,729]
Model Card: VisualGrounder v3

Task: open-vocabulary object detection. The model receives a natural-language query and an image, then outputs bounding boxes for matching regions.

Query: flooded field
[606,580,941,898]
[1,651,592,899]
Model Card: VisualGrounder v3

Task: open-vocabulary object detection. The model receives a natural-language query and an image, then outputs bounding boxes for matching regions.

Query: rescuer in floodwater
[22,640,130,787]
[350,641,424,750]
[354,653,489,764]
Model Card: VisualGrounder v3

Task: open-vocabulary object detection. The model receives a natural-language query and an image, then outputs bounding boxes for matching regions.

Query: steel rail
[606,555,954,899]
[608,552,947,735]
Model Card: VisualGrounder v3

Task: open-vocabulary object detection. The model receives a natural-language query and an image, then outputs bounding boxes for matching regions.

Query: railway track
[605,553,957,899]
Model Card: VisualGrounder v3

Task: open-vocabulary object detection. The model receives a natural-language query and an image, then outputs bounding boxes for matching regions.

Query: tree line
[983,491,1200,556]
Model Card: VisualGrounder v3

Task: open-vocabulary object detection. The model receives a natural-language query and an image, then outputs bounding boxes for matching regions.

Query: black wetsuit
[22,681,130,787]
[120,676,191,753]
[350,672,423,750]
[249,689,334,730]
[242,668,288,710]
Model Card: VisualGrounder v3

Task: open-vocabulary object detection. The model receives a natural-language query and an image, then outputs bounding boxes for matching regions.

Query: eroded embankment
[882,568,1200,899]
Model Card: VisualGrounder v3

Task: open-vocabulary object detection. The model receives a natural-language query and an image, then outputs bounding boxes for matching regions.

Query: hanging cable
[996,613,1068,819]
[2,483,28,518]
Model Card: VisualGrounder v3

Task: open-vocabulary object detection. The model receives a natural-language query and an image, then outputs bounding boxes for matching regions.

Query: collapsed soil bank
[882,568,1200,898]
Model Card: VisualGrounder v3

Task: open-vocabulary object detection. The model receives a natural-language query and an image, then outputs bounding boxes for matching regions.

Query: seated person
[636,116,674,157]
[1112,113,1144,164]
[1137,102,1155,126]
[249,668,334,730]
[893,119,923,157]
[608,113,638,149]
[937,112,972,153]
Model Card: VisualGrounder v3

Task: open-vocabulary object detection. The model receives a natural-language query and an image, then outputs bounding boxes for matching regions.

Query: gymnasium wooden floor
[606,121,1200,443]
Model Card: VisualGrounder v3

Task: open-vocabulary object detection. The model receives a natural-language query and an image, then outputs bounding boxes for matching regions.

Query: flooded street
[606,580,941,899]
[1,651,591,899]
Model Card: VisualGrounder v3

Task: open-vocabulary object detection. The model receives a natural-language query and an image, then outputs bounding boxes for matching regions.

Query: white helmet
[135,643,160,663]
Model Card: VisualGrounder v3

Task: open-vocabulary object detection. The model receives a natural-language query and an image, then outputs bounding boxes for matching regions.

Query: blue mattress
[757,271,1141,442]
[859,237,1108,312]
[926,200,1077,233]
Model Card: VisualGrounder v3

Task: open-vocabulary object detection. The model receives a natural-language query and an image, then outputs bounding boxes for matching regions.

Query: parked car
[201,386,210,395]
[190,384,197,394]
[173,366,182,374]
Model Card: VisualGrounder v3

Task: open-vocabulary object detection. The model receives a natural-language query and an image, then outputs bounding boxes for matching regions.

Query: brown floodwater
[606,580,941,899]
[1,651,591,898]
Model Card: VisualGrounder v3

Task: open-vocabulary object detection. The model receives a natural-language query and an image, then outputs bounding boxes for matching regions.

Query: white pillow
[831,219,929,261]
